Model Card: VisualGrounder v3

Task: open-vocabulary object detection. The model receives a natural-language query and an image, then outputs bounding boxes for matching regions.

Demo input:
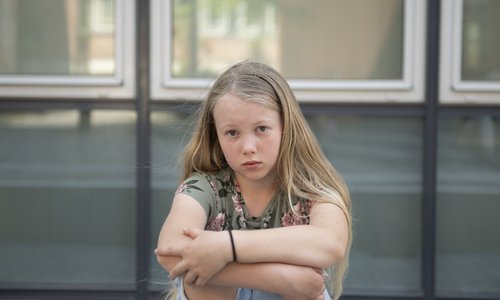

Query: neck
[235,174,277,217]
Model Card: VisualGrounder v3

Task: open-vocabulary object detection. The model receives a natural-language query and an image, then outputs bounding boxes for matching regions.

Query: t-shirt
[176,168,313,231]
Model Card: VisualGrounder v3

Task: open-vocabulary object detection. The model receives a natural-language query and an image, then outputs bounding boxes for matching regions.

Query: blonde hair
[182,61,352,300]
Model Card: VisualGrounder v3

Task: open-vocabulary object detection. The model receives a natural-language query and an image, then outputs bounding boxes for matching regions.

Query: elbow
[156,230,188,273]
[156,252,181,274]
[332,241,348,262]
[318,238,348,268]
[155,239,181,273]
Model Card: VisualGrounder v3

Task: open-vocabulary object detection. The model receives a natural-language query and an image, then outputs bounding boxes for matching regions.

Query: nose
[241,135,257,155]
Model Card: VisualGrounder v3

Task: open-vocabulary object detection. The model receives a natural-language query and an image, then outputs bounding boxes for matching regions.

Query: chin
[243,171,274,182]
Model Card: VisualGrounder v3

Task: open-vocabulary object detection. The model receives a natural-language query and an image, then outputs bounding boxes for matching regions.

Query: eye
[226,129,238,137]
[256,126,268,133]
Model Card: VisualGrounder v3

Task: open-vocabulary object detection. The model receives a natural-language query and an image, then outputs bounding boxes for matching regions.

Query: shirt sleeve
[175,172,216,218]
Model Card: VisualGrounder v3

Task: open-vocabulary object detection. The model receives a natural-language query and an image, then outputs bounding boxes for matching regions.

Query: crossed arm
[156,193,348,299]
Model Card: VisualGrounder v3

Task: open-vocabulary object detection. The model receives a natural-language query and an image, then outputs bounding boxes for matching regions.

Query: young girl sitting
[156,61,352,300]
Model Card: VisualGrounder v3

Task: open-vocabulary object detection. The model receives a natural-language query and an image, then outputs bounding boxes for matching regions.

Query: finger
[195,276,207,287]
[184,271,198,285]
[183,227,202,239]
[155,247,168,256]
[170,260,189,279]
[156,245,182,256]
[317,288,325,300]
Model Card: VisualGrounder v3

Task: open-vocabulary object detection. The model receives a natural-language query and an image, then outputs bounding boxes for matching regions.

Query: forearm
[159,254,289,293]
[232,203,349,269]
[156,253,181,275]
[233,225,344,268]
[204,261,326,299]
[160,224,343,275]
[209,262,291,292]
[158,254,324,297]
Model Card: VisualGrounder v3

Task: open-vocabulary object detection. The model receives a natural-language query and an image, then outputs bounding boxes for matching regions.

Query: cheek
[218,140,236,161]
[216,132,231,157]
[269,133,282,158]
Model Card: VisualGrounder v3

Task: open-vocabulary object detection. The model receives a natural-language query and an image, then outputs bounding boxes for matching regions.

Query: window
[151,0,425,102]
[440,0,500,104]
[436,116,500,297]
[0,0,135,98]
[0,110,136,289]
[150,110,194,291]
[313,116,423,295]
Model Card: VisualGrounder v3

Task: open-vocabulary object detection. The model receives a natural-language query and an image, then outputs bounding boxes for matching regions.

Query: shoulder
[174,172,220,218]
[175,168,234,205]
[176,172,211,195]
[179,169,233,191]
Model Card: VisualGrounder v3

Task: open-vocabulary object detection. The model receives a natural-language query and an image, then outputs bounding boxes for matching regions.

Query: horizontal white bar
[0,75,123,86]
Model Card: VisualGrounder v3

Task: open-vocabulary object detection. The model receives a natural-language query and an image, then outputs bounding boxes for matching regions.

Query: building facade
[0,1,499,299]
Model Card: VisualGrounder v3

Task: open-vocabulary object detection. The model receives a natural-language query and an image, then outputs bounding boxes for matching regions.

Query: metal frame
[135,0,151,299]
[422,0,440,299]
[1,0,500,299]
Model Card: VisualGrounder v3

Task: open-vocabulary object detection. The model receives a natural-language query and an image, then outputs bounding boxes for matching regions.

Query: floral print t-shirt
[176,168,313,231]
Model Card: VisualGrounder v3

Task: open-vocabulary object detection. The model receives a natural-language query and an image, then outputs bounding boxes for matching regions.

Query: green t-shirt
[176,168,313,231]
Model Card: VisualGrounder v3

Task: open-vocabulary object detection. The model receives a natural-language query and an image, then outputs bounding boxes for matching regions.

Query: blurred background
[0,0,499,299]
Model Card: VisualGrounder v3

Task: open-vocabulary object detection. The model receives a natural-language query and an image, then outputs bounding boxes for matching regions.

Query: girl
[156,61,351,300]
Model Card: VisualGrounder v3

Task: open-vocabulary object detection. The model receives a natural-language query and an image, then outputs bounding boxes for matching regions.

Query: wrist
[228,229,238,262]
[221,230,234,264]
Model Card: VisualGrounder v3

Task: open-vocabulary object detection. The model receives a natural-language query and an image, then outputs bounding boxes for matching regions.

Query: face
[213,93,282,187]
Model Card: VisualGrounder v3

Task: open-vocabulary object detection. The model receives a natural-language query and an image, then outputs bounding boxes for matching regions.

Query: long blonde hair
[182,61,352,299]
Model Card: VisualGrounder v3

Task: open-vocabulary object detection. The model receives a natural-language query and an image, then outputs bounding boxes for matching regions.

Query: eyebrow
[218,119,275,128]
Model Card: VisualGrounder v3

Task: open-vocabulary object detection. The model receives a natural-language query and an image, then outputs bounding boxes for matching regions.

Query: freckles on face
[212,93,282,179]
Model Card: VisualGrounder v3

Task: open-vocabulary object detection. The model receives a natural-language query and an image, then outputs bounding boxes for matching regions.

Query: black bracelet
[228,229,237,262]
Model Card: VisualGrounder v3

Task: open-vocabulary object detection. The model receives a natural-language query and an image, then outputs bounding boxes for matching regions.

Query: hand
[155,238,188,258]
[280,265,325,300]
[158,228,233,287]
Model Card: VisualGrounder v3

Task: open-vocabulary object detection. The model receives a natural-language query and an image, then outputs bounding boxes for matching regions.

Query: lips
[242,161,261,167]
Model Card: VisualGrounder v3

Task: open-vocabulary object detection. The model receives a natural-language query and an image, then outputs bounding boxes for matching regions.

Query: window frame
[440,0,500,104]
[151,0,426,103]
[0,0,135,99]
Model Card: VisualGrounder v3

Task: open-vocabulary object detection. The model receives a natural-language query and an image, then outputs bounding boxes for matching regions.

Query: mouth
[242,161,261,166]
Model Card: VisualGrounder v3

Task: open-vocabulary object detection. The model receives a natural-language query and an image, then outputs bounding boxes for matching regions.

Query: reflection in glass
[172,0,404,80]
[437,116,500,297]
[0,110,136,289]
[462,0,500,81]
[0,0,115,76]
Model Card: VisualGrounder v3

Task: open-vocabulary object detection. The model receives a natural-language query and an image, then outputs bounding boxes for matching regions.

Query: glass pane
[171,0,404,80]
[462,0,500,81]
[437,116,500,297]
[149,110,194,291]
[0,110,136,290]
[0,0,115,76]
[306,115,422,295]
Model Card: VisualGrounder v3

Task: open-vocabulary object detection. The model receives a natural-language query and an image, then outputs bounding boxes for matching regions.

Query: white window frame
[151,0,426,103]
[0,0,135,99]
[440,0,500,104]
